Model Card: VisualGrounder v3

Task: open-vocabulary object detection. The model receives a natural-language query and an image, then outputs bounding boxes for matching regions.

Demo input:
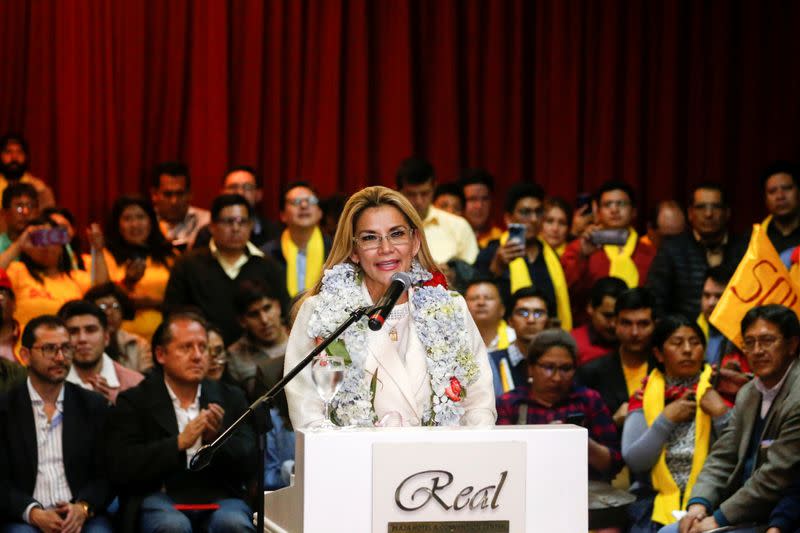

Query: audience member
[0,134,55,223]
[396,157,479,265]
[761,161,800,263]
[643,201,686,251]
[697,266,731,365]
[151,161,210,251]
[165,194,288,344]
[84,282,153,373]
[476,182,572,330]
[665,304,800,533]
[539,197,572,256]
[562,181,656,324]
[227,279,288,398]
[578,288,656,428]
[261,182,330,298]
[572,277,628,366]
[319,193,347,241]
[622,315,730,532]
[490,287,552,395]
[206,324,229,382]
[42,206,86,271]
[95,195,176,341]
[6,214,108,334]
[647,183,745,320]
[464,278,516,352]
[195,166,279,249]
[460,168,503,248]
[496,329,623,482]
[433,182,465,216]
[106,311,257,533]
[60,300,144,404]
[0,182,38,257]
[0,355,24,393]
[0,315,112,532]
[0,269,19,364]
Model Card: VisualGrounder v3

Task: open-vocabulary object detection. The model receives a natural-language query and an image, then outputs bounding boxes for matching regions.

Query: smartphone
[507,223,526,245]
[29,227,69,247]
[576,192,593,214]
[565,412,586,426]
[590,228,629,246]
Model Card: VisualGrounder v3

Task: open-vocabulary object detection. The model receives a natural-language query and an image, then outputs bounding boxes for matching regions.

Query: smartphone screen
[507,223,526,244]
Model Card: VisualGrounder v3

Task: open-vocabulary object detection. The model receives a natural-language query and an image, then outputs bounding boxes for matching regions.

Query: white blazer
[284,286,497,429]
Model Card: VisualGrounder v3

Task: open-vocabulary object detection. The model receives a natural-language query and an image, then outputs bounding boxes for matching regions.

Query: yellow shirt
[477,226,504,249]
[8,262,90,333]
[622,359,648,397]
[422,205,480,264]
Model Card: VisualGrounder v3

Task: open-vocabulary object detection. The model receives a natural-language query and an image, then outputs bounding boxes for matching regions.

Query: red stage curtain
[0,0,798,230]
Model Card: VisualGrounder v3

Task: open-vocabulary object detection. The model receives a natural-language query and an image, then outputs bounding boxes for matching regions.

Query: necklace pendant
[389,327,398,342]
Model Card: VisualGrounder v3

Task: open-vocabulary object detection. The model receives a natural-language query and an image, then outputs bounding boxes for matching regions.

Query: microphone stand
[189,305,373,533]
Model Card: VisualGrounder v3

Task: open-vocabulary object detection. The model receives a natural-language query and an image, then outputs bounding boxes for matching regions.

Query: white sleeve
[455,295,498,426]
[284,296,326,429]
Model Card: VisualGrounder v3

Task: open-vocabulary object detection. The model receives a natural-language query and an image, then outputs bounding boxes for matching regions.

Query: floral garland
[306,260,481,426]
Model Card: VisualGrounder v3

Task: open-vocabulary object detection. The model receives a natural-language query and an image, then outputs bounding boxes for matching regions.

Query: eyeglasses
[513,308,547,320]
[287,196,319,207]
[215,216,252,228]
[225,183,257,193]
[12,202,36,214]
[534,362,576,377]
[32,343,74,359]
[600,200,631,209]
[353,227,414,251]
[742,335,781,353]
[97,302,121,312]
[209,345,227,365]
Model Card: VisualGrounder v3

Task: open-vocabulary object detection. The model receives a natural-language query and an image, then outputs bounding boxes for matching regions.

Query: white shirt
[66,353,121,390]
[165,381,203,468]
[422,205,480,264]
[754,361,795,418]
[209,239,265,279]
[24,379,72,522]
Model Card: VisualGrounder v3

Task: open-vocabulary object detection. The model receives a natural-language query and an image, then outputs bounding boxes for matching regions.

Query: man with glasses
[562,181,656,325]
[150,161,210,251]
[0,182,38,255]
[0,315,113,532]
[261,181,331,298]
[489,287,552,396]
[663,304,800,533]
[59,300,143,405]
[165,194,288,344]
[647,183,746,321]
[476,183,572,329]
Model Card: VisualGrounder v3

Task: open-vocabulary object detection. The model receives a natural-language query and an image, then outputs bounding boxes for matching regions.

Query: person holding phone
[622,315,731,533]
[475,182,573,330]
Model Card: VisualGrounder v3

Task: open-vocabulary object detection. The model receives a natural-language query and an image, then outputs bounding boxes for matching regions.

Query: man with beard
[0,135,55,229]
[59,300,143,405]
[0,315,113,531]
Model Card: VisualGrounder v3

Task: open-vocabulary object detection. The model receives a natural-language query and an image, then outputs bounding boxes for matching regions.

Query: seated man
[432,182,465,216]
[106,311,257,533]
[150,161,210,251]
[227,279,289,399]
[578,288,656,428]
[697,265,731,365]
[464,277,516,352]
[0,315,112,532]
[665,304,800,533]
[59,300,144,404]
[571,276,628,366]
[0,134,55,226]
[459,168,504,248]
[490,287,552,396]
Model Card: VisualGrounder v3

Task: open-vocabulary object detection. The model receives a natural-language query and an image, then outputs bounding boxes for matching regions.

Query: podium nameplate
[373,441,526,533]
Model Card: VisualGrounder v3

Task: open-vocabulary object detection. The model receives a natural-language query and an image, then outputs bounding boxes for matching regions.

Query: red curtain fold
[0,0,798,230]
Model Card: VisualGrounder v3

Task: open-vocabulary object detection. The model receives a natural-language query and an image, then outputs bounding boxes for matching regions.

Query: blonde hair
[306,186,438,299]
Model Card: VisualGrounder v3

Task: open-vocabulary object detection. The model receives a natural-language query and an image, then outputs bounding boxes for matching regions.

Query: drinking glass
[311,355,345,428]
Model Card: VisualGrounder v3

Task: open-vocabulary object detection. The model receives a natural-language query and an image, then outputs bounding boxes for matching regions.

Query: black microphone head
[391,271,412,287]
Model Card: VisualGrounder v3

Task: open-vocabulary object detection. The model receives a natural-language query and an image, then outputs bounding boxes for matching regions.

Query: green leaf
[326,339,351,364]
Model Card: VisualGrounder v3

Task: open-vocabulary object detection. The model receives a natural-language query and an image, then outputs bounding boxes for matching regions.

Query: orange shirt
[7,262,90,333]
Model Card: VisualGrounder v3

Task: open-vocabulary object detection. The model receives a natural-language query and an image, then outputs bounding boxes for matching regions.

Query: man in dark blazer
[577,288,656,427]
[106,311,257,533]
[668,305,800,533]
[0,315,112,532]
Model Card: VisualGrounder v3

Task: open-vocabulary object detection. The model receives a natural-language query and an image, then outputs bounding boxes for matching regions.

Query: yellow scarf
[696,313,709,341]
[604,228,639,288]
[496,320,510,350]
[643,365,713,526]
[281,227,325,297]
[500,232,572,331]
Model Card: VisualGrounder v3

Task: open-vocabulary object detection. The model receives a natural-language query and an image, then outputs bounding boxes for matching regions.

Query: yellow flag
[710,223,800,348]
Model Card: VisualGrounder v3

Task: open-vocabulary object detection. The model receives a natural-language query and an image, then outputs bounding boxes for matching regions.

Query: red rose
[423,271,448,289]
[444,376,463,402]
[450,376,462,395]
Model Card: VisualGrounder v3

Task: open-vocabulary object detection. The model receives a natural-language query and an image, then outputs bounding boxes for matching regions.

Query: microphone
[368,272,412,331]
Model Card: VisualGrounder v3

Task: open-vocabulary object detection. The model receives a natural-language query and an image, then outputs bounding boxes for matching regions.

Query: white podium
[264,425,587,533]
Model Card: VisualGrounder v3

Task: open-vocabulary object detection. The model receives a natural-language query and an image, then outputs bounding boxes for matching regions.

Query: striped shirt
[25,378,72,520]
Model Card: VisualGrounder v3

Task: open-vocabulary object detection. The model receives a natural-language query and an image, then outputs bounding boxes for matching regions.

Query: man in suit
[106,311,257,533]
[0,315,112,532]
[577,287,656,428]
[665,304,800,533]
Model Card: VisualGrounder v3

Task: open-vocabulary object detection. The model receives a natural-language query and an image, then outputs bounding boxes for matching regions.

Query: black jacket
[576,350,654,416]
[646,231,746,320]
[106,372,257,532]
[0,381,111,521]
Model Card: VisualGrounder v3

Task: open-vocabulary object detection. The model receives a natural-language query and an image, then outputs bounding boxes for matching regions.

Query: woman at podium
[284,186,496,428]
